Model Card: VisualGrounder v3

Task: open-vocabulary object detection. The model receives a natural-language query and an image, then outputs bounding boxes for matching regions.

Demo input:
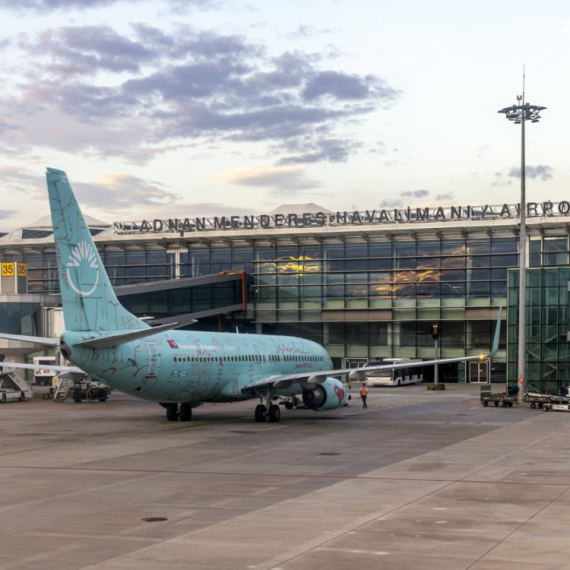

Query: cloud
[402,189,428,198]
[215,165,321,192]
[0,119,21,135]
[379,189,431,208]
[508,165,553,181]
[0,165,44,193]
[492,165,553,187]
[284,25,336,40]
[477,145,490,158]
[72,173,178,210]
[0,210,15,221]
[0,25,400,165]
[277,138,361,165]
[302,71,397,102]
[378,198,404,208]
[491,171,513,187]
[0,0,219,13]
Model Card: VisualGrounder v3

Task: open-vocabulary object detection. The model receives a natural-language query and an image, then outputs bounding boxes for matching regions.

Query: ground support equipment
[541,403,570,412]
[480,386,517,408]
[526,392,570,410]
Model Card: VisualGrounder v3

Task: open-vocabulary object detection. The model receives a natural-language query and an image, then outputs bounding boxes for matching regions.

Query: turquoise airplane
[0,169,501,422]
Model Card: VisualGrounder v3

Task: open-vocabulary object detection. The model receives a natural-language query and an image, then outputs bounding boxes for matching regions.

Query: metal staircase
[54,377,74,402]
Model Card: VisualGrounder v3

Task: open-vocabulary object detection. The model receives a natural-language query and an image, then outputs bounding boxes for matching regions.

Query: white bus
[366,358,424,387]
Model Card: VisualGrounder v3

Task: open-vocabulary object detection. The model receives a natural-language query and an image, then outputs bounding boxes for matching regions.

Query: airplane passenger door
[147,343,159,377]
[469,359,489,383]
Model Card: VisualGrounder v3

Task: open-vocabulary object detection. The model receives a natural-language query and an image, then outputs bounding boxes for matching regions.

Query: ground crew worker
[360,383,368,408]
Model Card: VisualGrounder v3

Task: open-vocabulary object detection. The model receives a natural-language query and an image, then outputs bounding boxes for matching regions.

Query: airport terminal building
[1,199,570,387]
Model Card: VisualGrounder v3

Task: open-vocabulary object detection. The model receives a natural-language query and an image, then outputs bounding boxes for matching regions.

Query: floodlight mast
[498,79,546,402]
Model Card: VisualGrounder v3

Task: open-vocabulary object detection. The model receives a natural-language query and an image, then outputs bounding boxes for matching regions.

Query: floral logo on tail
[66,241,99,296]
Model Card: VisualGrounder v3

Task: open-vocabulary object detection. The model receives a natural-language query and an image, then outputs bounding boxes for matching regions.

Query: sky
[0,0,567,230]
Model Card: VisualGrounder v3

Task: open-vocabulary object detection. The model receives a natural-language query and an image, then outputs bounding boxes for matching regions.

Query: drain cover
[142,517,168,522]
[319,452,339,456]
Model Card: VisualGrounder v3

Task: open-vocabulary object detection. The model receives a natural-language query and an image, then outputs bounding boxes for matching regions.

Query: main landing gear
[162,403,193,422]
[254,388,281,423]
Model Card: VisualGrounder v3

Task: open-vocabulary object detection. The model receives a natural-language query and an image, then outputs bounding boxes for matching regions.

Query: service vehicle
[366,358,424,387]
[32,356,57,386]
[0,368,34,402]
[72,380,111,403]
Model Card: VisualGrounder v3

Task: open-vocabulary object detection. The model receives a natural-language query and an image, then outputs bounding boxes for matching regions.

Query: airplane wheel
[0,393,6,403]
[268,404,281,423]
[179,404,192,421]
[166,404,179,421]
[255,404,267,423]
[19,392,25,402]
[284,402,294,410]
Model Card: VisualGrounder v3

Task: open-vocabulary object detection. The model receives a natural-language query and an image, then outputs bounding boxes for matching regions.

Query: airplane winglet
[488,307,502,358]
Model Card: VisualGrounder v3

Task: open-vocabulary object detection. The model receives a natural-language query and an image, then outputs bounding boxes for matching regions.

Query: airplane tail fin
[46,168,148,332]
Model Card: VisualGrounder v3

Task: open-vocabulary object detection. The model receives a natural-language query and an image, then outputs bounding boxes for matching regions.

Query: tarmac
[1,383,569,569]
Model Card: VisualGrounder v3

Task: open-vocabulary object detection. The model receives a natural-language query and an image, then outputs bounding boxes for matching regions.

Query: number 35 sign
[1,263,14,276]
[1,263,26,277]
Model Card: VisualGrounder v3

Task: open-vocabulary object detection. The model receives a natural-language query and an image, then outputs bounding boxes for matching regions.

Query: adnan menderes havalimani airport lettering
[118,200,570,234]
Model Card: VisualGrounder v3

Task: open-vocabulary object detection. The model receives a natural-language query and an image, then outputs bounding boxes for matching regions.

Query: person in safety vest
[360,383,368,408]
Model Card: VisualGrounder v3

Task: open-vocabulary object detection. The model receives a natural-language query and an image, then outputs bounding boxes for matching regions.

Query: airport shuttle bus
[366,358,424,387]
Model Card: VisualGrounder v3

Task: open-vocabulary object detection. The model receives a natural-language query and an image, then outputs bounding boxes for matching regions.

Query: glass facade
[9,248,175,293]
[507,267,570,393]
[3,226,570,381]
[120,279,244,320]
[0,302,41,336]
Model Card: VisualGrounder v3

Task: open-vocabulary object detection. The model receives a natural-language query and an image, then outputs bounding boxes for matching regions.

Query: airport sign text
[116,201,569,234]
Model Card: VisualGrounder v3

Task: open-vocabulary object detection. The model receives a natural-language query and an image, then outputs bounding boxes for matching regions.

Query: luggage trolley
[480,385,518,408]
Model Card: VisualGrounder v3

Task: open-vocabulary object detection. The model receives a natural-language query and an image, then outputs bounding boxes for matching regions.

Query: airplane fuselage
[62,330,333,405]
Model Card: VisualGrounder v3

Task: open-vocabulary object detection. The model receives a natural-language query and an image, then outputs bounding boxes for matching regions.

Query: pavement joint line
[464,485,570,569]
[1,464,569,488]
[258,463,462,570]
[450,416,570,486]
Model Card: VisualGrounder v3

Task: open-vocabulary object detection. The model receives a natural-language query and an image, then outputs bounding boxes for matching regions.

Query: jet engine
[302,377,348,411]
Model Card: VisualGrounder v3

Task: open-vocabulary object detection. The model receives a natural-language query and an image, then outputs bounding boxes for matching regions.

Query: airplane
[0,168,501,423]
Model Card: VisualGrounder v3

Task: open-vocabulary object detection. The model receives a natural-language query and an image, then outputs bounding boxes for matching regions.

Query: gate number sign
[1,263,26,277]
[1,263,14,277]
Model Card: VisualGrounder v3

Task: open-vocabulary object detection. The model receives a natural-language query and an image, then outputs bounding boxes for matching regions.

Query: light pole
[498,85,546,402]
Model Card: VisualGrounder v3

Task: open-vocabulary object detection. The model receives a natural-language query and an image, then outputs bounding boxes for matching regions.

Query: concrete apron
[75,415,570,570]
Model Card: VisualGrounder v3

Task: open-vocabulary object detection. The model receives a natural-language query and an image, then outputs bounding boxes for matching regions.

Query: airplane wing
[243,308,502,394]
[0,333,60,347]
[0,362,84,374]
[241,354,491,393]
